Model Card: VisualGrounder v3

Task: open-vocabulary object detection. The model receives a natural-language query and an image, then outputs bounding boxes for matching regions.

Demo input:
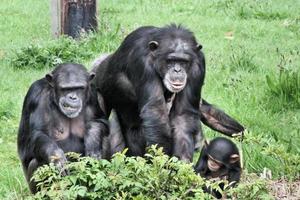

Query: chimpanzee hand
[49,149,69,176]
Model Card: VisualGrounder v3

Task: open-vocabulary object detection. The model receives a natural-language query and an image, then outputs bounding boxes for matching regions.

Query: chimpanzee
[194,137,241,199]
[92,54,244,159]
[93,24,205,161]
[17,63,108,193]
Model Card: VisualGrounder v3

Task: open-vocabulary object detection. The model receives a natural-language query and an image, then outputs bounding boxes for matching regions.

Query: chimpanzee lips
[168,80,186,92]
[62,102,79,111]
[59,99,82,118]
[170,81,184,89]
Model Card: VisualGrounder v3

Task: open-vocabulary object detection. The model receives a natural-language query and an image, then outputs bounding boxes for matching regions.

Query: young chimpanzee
[17,63,108,193]
[194,137,241,199]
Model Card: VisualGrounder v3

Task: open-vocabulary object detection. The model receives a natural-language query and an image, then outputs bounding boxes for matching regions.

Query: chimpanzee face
[46,64,94,118]
[162,53,189,93]
[56,84,85,118]
[149,39,200,93]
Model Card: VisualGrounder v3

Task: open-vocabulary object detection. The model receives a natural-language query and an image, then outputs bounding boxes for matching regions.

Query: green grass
[0,0,299,199]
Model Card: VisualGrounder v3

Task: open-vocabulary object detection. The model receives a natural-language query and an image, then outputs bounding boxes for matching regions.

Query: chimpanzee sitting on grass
[17,63,108,193]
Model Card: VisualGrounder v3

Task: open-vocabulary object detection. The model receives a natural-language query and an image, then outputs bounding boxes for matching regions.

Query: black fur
[194,137,241,198]
[18,63,108,193]
[93,24,205,161]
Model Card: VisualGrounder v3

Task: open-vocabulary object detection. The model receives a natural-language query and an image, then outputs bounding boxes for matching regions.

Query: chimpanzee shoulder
[22,79,49,113]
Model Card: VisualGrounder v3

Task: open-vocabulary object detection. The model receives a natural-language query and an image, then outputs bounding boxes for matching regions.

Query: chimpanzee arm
[84,118,108,159]
[29,108,67,170]
[171,68,203,162]
[137,77,172,155]
[171,113,198,162]
[200,99,245,137]
[194,145,208,174]
[228,167,241,187]
[32,132,66,164]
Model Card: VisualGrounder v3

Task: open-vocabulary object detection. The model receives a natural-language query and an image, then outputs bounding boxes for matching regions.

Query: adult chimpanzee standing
[92,54,245,158]
[18,63,108,193]
[93,24,205,161]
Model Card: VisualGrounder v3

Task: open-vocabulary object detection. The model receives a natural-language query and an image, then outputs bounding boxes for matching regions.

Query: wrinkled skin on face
[46,66,94,118]
[58,90,84,118]
[150,39,199,93]
[18,63,108,193]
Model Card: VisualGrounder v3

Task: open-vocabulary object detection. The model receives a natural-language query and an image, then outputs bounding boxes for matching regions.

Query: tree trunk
[51,0,98,38]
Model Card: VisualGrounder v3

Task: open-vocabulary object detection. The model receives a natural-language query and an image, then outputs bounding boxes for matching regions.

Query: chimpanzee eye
[60,87,70,92]
[76,86,85,90]
[166,59,172,64]
[59,86,85,92]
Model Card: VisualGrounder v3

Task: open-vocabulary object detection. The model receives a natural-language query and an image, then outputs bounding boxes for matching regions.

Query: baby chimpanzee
[194,137,241,199]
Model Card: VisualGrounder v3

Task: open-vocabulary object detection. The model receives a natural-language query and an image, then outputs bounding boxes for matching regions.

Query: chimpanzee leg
[124,127,146,156]
[26,159,40,193]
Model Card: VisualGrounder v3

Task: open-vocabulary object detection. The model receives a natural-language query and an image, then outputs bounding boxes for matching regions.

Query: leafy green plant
[229,173,273,200]
[31,147,213,200]
[266,49,300,109]
[9,23,122,70]
[10,37,92,70]
[30,146,273,200]
[263,144,300,180]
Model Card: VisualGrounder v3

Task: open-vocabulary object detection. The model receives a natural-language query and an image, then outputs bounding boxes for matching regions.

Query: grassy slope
[0,0,299,199]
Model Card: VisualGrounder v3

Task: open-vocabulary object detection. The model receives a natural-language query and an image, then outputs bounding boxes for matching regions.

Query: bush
[10,37,93,70]
[31,147,213,200]
[229,173,273,200]
[9,24,121,70]
[30,147,272,200]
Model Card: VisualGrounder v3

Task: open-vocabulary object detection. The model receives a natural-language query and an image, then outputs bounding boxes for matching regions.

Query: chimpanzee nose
[174,65,181,73]
[68,93,78,101]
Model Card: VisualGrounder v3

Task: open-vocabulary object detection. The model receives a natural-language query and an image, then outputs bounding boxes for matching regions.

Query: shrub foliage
[32,147,212,200]
[30,147,272,200]
[10,37,93,70]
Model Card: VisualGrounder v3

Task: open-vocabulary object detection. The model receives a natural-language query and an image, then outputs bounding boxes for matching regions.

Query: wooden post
[50,0,98,38]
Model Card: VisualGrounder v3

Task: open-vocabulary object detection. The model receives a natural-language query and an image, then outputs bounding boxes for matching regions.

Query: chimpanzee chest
[51,117,86,141]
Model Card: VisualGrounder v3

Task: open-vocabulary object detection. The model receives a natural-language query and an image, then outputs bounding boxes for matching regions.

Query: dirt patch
[268,179,300,200]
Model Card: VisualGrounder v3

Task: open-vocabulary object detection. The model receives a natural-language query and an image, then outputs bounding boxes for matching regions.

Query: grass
[0,0,299,199]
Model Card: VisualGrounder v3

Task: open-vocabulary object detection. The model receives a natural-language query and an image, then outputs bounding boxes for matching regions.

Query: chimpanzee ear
[229,154,240,164]
[200,99,245,137]
[89,72,95,82]
[149,41,159,51]
[45,73,54,87]
[196,43,203,51]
